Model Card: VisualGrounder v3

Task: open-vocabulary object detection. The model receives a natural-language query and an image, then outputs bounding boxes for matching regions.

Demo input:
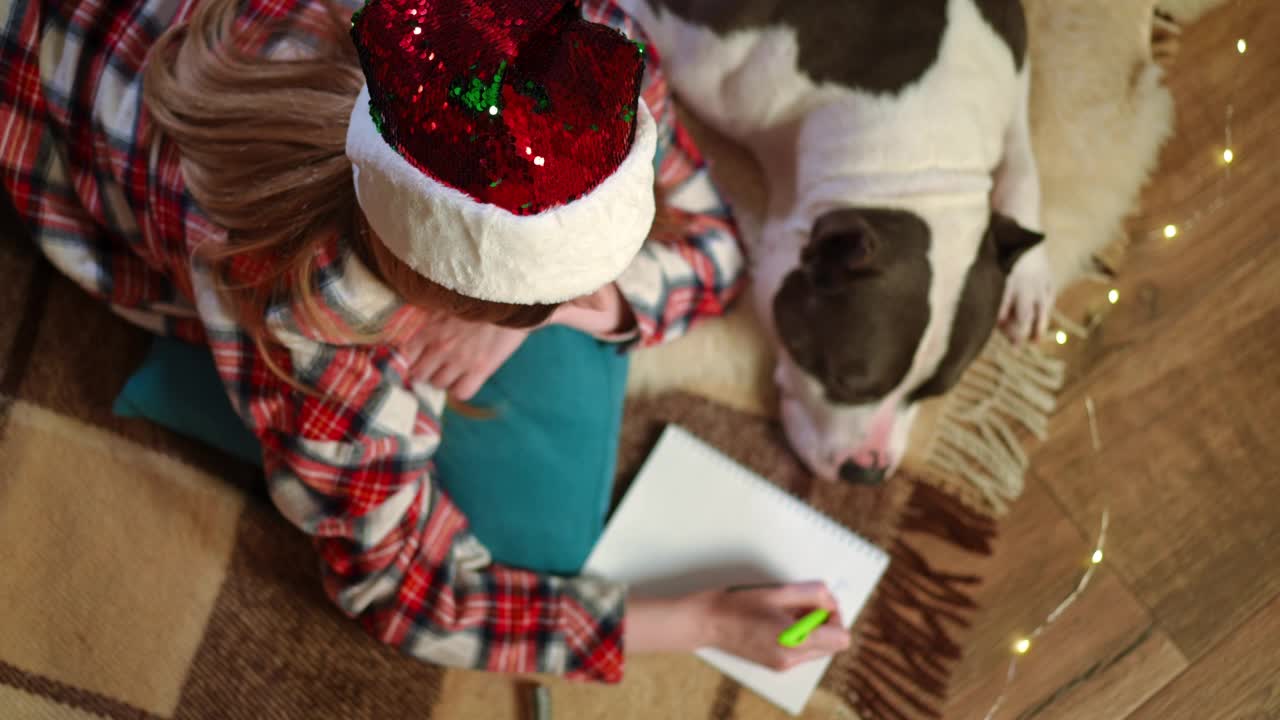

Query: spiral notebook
[583,425,890,716]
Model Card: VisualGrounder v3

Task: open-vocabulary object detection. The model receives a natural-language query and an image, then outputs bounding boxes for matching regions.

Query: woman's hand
[550,284,635,338]
[627,582,850,671]
[399,282,632,399]
[401,315,528,401]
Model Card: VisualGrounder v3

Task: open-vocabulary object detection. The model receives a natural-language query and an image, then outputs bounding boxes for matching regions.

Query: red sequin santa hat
[345,0,657,304]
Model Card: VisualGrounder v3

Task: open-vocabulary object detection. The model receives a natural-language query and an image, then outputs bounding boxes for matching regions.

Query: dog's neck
[771,167,992,240]
[755,100,996,232]
[802,167,990,214]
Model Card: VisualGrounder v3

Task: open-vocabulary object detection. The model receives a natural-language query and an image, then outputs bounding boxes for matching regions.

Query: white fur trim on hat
[345,85,657,305]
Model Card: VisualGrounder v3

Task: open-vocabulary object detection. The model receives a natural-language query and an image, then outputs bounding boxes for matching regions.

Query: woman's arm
[584,1,748,349]
[191,253,629,681]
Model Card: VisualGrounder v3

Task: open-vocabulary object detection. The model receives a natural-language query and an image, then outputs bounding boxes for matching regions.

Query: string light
[982,398,1110,720]
[991,20,1252,716]
[1049,16,1247,348]
[1144,31,1248,244]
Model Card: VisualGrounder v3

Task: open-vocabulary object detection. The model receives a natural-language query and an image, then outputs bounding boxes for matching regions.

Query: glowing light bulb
[489,106,499,116]
[1163,224,1178,239]
[1237,39,1247,54]
[1091,549,1104,564]
[413,26,422,35]
[1108,289,1120,304]
[1014,638,1031,655]
[1223,148,1234,164]
[1055,331,1068,345]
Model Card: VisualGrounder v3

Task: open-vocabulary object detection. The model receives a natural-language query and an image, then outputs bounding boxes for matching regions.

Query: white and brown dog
[621,0,1058,484]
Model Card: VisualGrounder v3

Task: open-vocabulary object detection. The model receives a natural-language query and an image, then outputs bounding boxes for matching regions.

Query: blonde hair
[143,0,563,351]
[143,0,678,382]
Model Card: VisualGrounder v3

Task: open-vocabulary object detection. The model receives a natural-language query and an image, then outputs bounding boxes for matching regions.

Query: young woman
[0,0,850,681]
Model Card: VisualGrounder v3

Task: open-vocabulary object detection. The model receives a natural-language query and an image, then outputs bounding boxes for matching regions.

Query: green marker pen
[777,609,831,648]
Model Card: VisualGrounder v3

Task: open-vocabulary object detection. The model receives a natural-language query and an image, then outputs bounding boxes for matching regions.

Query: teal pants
[115,326,628,576]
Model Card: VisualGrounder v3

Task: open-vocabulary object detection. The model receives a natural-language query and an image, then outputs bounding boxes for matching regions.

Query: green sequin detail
[369,102,386,136]
[490,179,502,188]
[350,0,369,26]
[450,60,508,115]
[516,79,551,113]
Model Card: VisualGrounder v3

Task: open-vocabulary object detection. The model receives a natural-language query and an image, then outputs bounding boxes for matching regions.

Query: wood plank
[1030,626,1187,720]
[1128,594,1280,720]
[943,481,1186,719]
[1032,0,1280,663]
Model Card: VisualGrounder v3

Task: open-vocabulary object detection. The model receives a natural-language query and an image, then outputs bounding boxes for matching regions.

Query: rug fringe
[921,334,1066,514]
[828,483,997,720]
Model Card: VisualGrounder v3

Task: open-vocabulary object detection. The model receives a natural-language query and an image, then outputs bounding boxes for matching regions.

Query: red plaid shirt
[1,0,743,682]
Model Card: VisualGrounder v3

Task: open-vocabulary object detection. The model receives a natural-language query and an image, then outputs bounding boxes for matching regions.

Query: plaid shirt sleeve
[583,1,747,348]
[192,249,628,682]
[3,0,628,683]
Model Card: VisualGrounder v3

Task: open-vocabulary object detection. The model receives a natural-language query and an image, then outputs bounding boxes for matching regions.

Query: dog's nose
[838,460,887,485]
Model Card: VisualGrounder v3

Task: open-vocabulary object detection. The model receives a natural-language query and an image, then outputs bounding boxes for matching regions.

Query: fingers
[803,625,852,653]
[570,286,609,312]
[451,368,489,401]
[764,627,851,671]
[412,351,445,383]
[760,581,841,616]
[429,363,465,393]
[705,582,853,673]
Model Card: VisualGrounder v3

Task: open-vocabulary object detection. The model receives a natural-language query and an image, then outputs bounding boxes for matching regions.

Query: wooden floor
[943,3,1280,719]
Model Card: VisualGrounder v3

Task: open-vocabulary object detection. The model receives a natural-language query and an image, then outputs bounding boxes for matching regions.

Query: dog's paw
[999,245,1056,344]
[1151,10,1182,68]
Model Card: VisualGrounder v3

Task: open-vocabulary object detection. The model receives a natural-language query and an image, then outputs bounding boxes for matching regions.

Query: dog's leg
[992,61,1041,234]
[993,62,1055,343]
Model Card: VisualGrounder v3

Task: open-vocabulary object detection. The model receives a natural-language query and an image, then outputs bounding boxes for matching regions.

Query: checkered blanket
[0,204,993,719]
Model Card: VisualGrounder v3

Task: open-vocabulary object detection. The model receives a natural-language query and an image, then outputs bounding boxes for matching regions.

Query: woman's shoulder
[582,1,657,55]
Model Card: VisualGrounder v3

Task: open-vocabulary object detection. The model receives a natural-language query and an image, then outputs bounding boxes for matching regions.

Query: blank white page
[583,425,890,715]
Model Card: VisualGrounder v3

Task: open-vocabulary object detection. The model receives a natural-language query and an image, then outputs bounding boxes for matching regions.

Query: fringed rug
[0,211,999,718]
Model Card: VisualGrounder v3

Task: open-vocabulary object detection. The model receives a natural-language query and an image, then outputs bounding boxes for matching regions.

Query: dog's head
[768,205,1043,484]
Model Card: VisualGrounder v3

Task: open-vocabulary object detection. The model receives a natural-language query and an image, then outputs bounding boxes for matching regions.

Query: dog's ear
[804,212,876,292]
[989,212,1045,273]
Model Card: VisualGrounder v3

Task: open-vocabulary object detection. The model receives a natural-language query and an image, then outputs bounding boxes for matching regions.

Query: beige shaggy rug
[626,0,1228,513]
